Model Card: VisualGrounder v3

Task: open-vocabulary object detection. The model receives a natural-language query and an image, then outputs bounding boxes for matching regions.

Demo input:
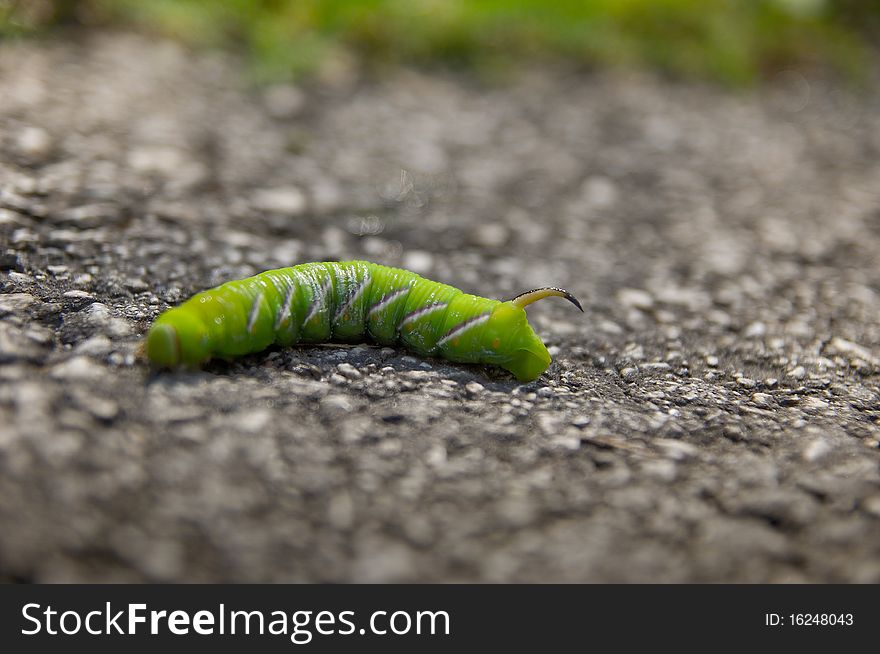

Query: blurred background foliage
[1,0,878,85]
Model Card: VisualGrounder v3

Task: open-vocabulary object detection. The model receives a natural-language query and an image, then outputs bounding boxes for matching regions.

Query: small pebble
[788,366,806,380]
[320,394,353,417]
[465,382,484,397]
[617,288,654,310]
[403,251,433,274]
[50,356,103,380]
[124,278,149,292]
[16,126,52,158]
[620,367,638,381]
[828,337,879,366]
[337,363,362,380]
[803,438,832,462]
[751,392,773,408]
[862,496,880,519]
[642,459,677,482]
[0,293,36,313]
[472,223,509,248]
[251,187,307,214]
[599,320,623,335]
[63,290,94,300]
[744,322,766,337]
[73,335,113,357]
[654,439,698,461]
[87,397,120,422]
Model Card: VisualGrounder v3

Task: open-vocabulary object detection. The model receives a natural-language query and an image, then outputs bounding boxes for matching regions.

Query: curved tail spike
[508,287,584,312]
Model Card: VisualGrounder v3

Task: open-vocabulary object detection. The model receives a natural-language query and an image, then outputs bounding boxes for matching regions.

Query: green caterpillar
[145,261,582,381]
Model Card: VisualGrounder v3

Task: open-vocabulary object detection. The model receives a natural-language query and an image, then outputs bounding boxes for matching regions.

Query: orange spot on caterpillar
[492,338,500,349]
[452,338,460,347]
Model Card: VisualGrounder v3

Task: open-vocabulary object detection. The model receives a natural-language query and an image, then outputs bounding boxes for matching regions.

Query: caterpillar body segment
[145,261,581,382]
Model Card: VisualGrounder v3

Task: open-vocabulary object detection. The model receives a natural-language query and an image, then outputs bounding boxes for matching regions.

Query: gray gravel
[1,32,879,582]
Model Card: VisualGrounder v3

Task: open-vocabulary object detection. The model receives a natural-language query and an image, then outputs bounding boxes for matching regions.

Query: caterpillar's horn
[508,287,583,312]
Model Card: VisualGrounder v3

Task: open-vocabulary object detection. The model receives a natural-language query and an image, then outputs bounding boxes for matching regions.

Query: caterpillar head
[145,309,210,367]
[483,288,583,382]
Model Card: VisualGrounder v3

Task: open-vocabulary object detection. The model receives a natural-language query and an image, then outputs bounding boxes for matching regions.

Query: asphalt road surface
[1,33,879,582]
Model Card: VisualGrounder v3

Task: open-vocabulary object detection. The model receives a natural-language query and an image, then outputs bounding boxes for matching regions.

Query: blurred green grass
[2,0,877,84]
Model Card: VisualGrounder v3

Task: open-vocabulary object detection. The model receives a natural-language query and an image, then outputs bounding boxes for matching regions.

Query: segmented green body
[146,261,557,381]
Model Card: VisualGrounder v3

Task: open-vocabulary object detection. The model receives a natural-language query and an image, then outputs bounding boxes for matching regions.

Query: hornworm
[145,261,582,381]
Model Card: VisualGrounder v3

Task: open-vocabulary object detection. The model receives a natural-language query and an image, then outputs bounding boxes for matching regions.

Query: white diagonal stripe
[274,283,296,331]
[247,292,263,334]
[334,274,371,322]
[436,313,491,347]
[368,287,409,316]
[399,302,447,328]
[303,275,332,324]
